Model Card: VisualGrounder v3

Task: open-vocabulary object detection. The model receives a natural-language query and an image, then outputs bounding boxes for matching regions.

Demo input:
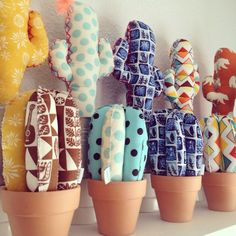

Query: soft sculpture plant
[201,48,236,173]
[202,48,236,116]
[0,0,48,104]
[88,104,148,182]
[149,39,203,176]
[164,39,200,112]
[49,0,114,117]
[112,20,164,121]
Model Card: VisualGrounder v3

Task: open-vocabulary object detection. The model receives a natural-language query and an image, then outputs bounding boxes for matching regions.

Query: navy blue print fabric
[148,109,203,176]
[112,20,164,121]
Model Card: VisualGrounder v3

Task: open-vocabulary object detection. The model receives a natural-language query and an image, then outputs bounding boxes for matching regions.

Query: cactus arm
[48,40,73,91]
[112,38,131,83]
[27,11,49,67]
[164,69,179,104]
[153,66,164,97]
[193,64,200,96]
[98,38,114,78]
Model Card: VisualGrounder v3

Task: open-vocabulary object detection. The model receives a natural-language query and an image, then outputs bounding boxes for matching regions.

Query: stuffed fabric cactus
[0,0,48,104]
[202,48,236,116]
[201,106,236,173]
[88,105,148,181]
[112,20,164,121]
[164,39,200,112]
[25,87,81,192]
[149,39,203,176]
[149,109,203,176]
[49,0,114,117]
[2,91,33,191]
[25,88,59,192]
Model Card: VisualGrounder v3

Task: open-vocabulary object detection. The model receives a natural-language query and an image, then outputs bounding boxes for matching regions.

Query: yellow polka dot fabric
[2,91,34,191]
[0,0,48,104]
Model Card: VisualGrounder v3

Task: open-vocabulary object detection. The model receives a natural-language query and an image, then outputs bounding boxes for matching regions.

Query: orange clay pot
[202,172,236,212]
[151,175,201,223]
[88,179,146,236]
[0,186,80,236]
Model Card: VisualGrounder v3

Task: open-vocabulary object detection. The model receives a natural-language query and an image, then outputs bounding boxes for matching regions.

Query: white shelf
[1,203,236,236]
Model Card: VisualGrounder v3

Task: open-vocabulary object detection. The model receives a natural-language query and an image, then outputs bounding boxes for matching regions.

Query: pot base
[1,186,80,236]
[203,172,236,212]
[88,179,146,236]
[151,175,201,223]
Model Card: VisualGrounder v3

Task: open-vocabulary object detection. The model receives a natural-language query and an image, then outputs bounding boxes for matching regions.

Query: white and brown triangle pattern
[25,87,59,192]
[51,91,81,190]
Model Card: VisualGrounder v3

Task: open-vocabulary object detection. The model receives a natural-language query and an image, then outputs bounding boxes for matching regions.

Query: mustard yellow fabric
[0,0,48,104]
[2,91,33,191]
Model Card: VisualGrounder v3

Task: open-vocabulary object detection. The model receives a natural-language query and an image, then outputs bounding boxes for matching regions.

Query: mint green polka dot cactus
[49,0,114,117]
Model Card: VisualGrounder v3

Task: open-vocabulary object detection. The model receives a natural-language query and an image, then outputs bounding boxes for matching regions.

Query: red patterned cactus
[202,48,236,115]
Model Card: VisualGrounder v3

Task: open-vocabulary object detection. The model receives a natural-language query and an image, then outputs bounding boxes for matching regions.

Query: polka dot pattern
[122,107,148,181]
[101,105,125,181]
[49,2,114,117]
[88,105,148,182]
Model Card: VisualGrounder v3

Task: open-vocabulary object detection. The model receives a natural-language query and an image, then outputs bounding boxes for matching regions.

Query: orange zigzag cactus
[164,39,200,112]
[0,0,48,104]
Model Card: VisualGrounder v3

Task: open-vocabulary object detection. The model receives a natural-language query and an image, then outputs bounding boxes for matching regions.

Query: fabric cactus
[88,105,148,181]
[49,0,114,117]
[2,91,34,191]
[149,39,203,176]
[164,39,200,112]
[149,109,203,176]
[200,104,236,173]
[0,0,48,104]
[112,20,164,121]
[202,48,236,116]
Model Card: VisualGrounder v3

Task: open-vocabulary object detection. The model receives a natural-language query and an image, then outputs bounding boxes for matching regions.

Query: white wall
[26,0,236,118]
[0,0,236,184]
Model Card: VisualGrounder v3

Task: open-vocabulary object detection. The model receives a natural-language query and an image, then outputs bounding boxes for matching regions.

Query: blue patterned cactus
[49,0,114,117]
[88,105,148,181]
[112,20,164,121]
[148,109,203,176]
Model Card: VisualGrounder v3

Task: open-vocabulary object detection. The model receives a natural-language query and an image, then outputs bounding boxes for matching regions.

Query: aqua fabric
[123,107,148,181]
[88,105,148,181]
[88,105,111,180]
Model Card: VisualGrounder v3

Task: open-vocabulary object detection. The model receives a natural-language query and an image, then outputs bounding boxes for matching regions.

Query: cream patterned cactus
[49,0,114,117]
[0,0,48,104]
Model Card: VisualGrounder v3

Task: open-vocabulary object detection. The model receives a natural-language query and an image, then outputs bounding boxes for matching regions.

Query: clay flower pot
[151,175,201,223]
[202,172,236,211]
[88,179,146,236]
[1,186,80,236]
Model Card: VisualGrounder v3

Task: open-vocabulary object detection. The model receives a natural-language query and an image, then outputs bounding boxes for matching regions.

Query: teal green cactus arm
[49,1,114,117]
[98,38,114,78]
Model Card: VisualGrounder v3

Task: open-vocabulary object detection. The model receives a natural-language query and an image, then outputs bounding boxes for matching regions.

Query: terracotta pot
[1,186,80,236]
[88,179,146,236]
[202,172,236,211]
[151,175,201,223]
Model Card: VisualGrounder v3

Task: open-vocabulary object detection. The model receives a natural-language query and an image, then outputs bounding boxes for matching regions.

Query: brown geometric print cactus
[51,91,81,190]
[25,88,59,192]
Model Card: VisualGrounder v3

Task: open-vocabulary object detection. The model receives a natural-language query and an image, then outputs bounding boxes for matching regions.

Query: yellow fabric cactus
[0,0,48,104]
[2,91,33,191]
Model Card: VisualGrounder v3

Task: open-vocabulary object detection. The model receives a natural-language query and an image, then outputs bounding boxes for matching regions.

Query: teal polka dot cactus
[49,0,114,117]
[88,105,148,181]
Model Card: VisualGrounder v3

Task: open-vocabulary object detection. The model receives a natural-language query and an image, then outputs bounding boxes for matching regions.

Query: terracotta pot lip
[0,186,80,195]
[88,179,146,185]
[204,172,236,176]
[151,175,202,180]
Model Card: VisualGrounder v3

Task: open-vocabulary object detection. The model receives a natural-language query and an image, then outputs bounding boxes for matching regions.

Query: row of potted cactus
[0,0,235,236]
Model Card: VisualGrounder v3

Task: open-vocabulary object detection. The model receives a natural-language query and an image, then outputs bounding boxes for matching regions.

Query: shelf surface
[1,203,236,236]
